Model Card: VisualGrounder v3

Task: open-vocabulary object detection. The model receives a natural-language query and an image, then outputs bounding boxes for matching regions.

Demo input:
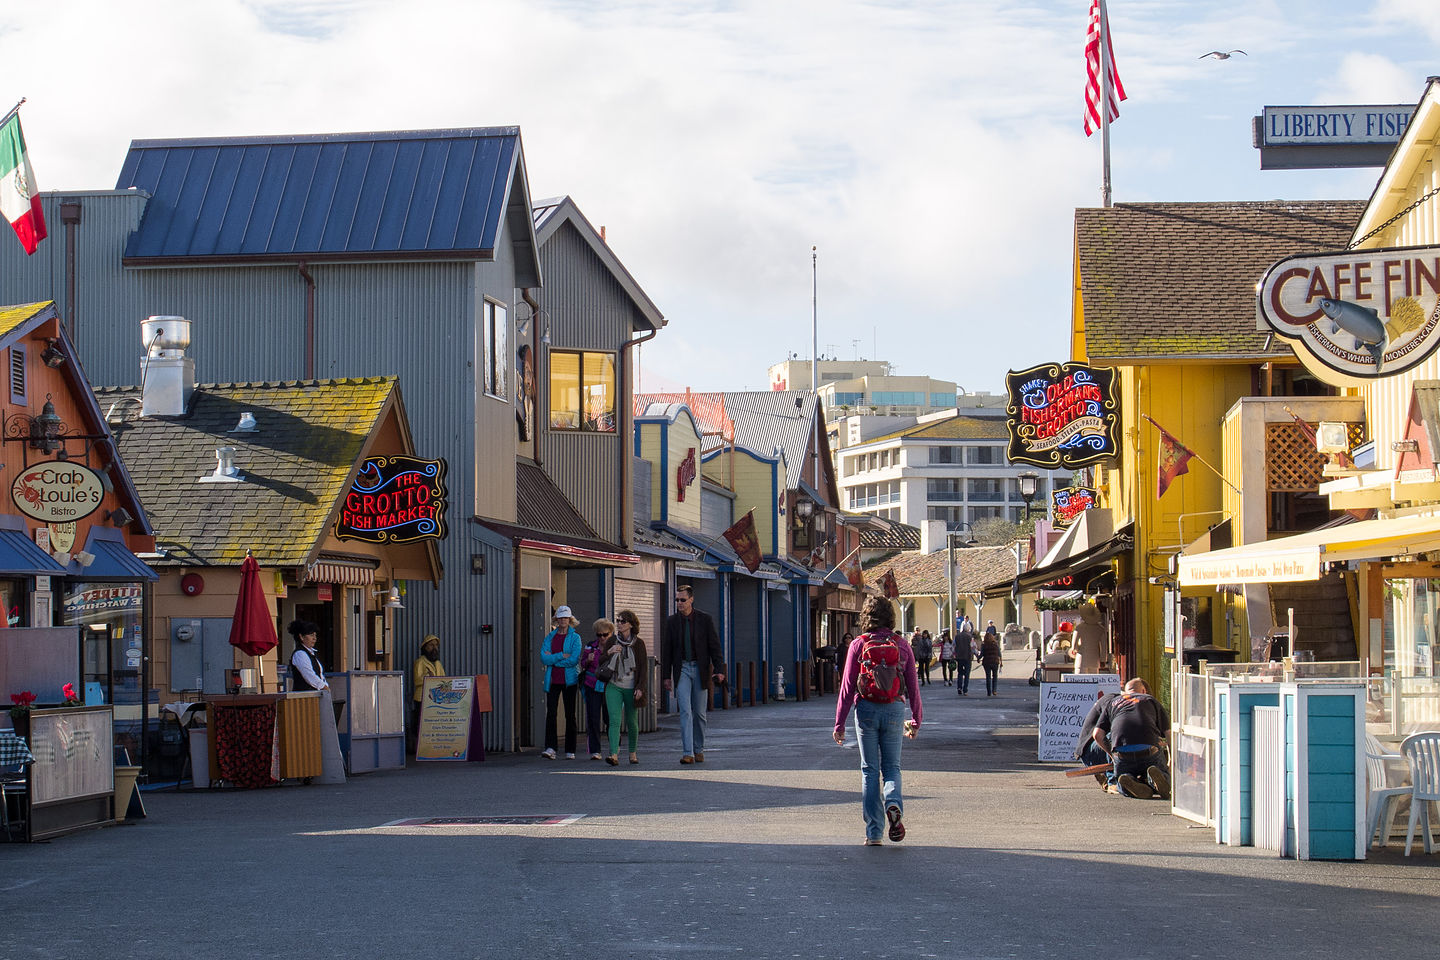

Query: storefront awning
[69,535,159,581]
[981,519,1134,599]
[1177,513,1440,586]
[306,555,379,586]
[0,527,67,576]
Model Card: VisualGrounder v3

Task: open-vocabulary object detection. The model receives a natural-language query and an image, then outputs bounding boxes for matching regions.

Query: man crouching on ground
[1091,678,1170,800]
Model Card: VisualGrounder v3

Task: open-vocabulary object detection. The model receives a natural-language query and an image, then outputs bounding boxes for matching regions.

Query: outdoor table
[0,730,34,766]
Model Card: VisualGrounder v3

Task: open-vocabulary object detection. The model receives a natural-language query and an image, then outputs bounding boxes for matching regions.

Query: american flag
[1083,0,1126,136]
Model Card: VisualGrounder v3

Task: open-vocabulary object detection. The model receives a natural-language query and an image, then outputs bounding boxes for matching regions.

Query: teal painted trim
[1308,695,1356,717]
[659,421,669,526]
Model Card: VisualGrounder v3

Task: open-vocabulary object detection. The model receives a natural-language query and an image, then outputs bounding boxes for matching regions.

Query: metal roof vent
[199,446,244,483]
[229,412,258,433]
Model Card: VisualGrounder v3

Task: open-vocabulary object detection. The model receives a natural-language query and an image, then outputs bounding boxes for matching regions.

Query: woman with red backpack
[833,596,922,846]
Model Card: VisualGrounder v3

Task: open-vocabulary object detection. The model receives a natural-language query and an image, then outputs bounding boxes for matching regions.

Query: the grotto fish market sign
[1005,363,1119,469]
[1258,244,1440,384]
[336,456,448,544]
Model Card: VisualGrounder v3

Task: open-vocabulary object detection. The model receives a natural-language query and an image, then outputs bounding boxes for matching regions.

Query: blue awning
[0,528,67,576]
[59,531,159,581]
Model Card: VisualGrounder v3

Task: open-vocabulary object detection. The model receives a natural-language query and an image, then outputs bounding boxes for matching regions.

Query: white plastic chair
[1366,734,1411,848]
[1401,731,1440,856]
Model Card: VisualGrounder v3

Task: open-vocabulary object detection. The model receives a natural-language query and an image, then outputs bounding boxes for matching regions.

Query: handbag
[595,653,617,684]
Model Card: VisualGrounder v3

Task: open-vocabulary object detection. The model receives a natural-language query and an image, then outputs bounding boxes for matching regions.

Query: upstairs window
[550,350,616,432]
[480,300,508,401]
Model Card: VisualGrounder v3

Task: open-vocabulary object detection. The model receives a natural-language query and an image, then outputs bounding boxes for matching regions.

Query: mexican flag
[0,112,46,255]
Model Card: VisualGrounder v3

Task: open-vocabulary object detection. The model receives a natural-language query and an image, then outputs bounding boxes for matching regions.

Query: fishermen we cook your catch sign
[1257,244,1440,385]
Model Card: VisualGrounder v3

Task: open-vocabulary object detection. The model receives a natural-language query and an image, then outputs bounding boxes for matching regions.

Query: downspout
[61,200,81,343]
[522,288,543,468]
[298,261,316,380]
[618,322,659,547]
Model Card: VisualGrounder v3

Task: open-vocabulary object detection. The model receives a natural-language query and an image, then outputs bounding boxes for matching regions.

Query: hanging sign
[336,456,448,543]
[1052,486,1098,527]
[11,462,105,522]
[1005,363,1119,468]
[1257,244,1440,385]
[676,447,697,501]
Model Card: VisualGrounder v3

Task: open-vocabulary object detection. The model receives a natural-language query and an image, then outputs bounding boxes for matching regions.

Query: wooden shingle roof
[864,544,1021,597]
[1076,201,1366,362]
[97,377,398,567]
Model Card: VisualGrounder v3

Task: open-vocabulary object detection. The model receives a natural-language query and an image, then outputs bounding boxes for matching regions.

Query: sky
[4,0,1440,395]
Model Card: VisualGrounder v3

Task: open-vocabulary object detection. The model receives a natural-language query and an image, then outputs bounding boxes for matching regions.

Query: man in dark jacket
[1092,678,1171,799]
[661,585,726,765]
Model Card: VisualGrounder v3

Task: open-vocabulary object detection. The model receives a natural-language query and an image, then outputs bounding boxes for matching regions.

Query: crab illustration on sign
[1005,363,1119,469]
[1257,244,1440,384]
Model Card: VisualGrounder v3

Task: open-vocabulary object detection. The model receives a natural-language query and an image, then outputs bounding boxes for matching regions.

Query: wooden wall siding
[535,222,643,545]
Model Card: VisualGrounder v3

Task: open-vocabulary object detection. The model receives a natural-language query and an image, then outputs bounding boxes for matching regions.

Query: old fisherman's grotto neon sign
[1258,244,1440,385]
[1005,363,1119,469]
[336,456,448,544]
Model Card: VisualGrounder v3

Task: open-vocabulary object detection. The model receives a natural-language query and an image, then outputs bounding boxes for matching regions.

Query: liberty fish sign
[1005,363,1119,469]
[336,456,448,543]
[1258,244,1440,384]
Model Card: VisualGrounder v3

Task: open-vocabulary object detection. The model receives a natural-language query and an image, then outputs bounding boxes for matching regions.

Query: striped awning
[306,556,379,586]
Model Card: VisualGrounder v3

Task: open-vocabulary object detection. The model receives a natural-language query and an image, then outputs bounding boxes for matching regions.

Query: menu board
[1038,674,1122,762]
[416,676,476,761]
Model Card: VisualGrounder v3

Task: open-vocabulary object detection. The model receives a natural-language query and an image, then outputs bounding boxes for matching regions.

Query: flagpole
[1099,0,1112,207]
[1,98,26,129]
[1142,415,1242,494]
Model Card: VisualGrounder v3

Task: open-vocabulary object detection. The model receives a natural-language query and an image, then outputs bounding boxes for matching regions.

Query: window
[480,300,508,400]
[930,392,954,407]
[9,345,25,404]
[550,350,616,432]
[927,479,963,502]
[967,445,1002,465]
[968,478,1005,501]
[929,446,960,464]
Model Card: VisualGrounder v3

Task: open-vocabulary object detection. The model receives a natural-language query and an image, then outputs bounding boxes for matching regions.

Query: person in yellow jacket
[409,635,444,754]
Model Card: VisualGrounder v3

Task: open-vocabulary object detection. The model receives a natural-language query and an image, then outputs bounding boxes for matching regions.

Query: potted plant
[8,691,37,740]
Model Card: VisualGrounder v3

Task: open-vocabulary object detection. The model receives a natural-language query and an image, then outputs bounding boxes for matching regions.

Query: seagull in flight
[1199,49,1247,60]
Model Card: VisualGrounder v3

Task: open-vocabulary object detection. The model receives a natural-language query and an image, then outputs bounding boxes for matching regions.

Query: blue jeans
[676,661,708,756]
[1112,745,1166,788]
[955,657,971,694]
[854,699,906,841]
[983,663,999,695]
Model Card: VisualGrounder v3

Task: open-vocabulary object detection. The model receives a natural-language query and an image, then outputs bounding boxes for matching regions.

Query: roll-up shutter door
[614,578,663,649]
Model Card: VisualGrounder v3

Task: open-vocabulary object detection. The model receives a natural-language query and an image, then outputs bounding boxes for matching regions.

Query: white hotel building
[836,410,1067,533]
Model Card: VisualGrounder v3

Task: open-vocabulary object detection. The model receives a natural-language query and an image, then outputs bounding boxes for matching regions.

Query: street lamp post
[947,521,979,637]
[1017,471,1040,521]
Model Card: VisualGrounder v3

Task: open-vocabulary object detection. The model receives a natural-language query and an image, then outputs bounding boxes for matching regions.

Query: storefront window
[0,578,26,627]
[549,350,616,431]
[62,583,145,705]
[1383,578,1438,677]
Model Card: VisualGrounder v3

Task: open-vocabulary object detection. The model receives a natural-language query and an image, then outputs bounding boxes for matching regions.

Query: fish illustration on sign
[1318,298,1386,370]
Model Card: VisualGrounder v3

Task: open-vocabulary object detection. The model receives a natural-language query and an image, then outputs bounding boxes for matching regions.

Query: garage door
[614,578,663,649]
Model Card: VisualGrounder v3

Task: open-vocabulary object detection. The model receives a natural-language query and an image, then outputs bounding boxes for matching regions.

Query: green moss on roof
[97,377,397,567]
[0,301,52,337]
[865,414,1009,446]
[1076,201,1365,362]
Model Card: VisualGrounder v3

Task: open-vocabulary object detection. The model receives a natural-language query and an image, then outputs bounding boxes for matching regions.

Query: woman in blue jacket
[540,605,583,759]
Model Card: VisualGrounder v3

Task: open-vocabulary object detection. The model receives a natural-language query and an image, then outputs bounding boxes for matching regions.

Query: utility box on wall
[168,618,237,694]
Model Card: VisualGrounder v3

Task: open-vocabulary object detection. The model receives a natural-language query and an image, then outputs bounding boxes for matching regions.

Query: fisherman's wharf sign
[1258,244,1440,384]
[1005,363,1119,469]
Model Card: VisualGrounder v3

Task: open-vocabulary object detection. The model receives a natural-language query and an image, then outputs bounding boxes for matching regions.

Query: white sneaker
[565,752,576,759]
[540,748,556,759]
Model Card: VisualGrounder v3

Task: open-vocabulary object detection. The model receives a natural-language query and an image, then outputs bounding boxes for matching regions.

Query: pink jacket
[833,628,923,735]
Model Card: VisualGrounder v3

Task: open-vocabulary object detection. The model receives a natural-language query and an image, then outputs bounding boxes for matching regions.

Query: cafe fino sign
[1258,244,1440,385]
[11,461,105,523]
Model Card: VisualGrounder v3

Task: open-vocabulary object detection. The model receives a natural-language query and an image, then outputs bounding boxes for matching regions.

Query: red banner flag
[841,550,864,588]
[1083,0,1126,136]
[722,510,762,573]
[1148,416,1195,499]
[881,569,900,600]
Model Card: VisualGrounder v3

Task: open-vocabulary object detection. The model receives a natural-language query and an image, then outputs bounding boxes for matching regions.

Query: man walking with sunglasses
[661,584,726,765]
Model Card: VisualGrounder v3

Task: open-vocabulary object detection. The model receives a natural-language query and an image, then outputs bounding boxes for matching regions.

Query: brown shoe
[694,751,704,763]
[679,755,695,765]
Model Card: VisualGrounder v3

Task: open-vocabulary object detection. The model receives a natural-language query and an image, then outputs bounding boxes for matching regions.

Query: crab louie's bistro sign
[1258,244,1440,385]
[11,462,105,523]
[336,456,448,544]
[1005,363,1120,469]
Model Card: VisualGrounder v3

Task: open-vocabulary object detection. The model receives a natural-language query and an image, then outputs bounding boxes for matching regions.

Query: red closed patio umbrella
[229,553,279,657]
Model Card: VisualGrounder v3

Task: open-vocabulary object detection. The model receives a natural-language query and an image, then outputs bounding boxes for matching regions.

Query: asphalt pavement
[4,655,1439,959]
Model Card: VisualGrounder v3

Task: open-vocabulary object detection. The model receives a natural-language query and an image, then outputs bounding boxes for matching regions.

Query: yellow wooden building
[1071,200,1364,688]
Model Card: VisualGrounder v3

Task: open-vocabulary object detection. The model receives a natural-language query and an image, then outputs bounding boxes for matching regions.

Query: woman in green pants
[604,610,649,765]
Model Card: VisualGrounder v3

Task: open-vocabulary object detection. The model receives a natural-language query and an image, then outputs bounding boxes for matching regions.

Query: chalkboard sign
[1038,675,1122,762]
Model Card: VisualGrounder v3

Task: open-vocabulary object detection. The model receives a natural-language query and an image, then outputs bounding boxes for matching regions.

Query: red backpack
[856,631,903,703]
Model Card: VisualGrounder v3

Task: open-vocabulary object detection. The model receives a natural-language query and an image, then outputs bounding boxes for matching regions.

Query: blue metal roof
[116,127,527,264]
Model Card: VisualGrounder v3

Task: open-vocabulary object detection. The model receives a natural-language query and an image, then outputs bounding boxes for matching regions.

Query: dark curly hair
[858,596,895,634]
